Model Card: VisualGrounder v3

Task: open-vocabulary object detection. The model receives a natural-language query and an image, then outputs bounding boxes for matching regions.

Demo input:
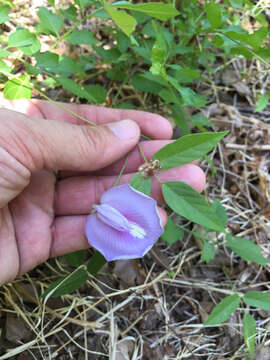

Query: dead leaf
[5,314,32,343]
[115,339,134,360]
[114,260,140,286]
[255,344,270,360]
[233,81,251,97]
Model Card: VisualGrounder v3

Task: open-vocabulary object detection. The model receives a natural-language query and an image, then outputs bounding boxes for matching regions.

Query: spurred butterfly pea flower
[85,184,164,261]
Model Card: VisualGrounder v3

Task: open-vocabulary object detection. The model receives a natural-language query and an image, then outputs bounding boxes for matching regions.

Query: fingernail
[108,119,140,140]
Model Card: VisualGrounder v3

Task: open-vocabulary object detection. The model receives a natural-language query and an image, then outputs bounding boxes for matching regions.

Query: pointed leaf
[104,3,136,37]
[3,75,32,99]
[130,173,151,196]
[56,77,96,102]
[205,294,241,325]
[255,93,269,112]
[201,240,216,263]
[0,59,12,74]
[112,2,179,21]
[0,4,10,24]
[205,1,222,28]
[64,250,86,267]
[212,199,228,227]
[0,49,10,58]
[35,52,59,69]
[84,84,107,104]
[87,251,107,275]
[162,182,225,232]
[161,216,183,245]
[38,7,63,36]
[153,131,227,170]
[66,30,98,45]
[243,291,270,311]
[226,235,270,265]
[41,268,88,298]
[243,313,256,359]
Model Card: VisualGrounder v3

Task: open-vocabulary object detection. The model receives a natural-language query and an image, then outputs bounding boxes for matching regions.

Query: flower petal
[85,213,157,261]
[101,184,163,241]
[95,204,130,232]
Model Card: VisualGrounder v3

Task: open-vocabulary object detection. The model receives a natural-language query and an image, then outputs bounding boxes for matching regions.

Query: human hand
[0,98,205,285]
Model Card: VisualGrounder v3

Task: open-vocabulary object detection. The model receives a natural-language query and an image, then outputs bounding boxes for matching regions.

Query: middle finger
[55,163,205,216]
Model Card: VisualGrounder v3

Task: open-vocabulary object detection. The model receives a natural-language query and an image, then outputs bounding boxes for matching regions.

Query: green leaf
[84,84,107,104]
[130,173,151,196]
[226,235,270,265]
[112,2,179,21]
[64,250,86,267]
[152,131,227,170]
[0,59,12,74]
[52,56,82,75]
[0,49,10,58]
[243,313,256,359]
[0,4,10,24]
[41,268,88,298]
[168,66,201,84]
[60,5,78,22]
[56,77,96,101]
[161,216,183,245]
[87,251,107,275]
[116,31,130,53]
[212,199,228,227]
[8,29,40,56]
[94,46,121,63]
[25,63,41,76]
[205,294,241,325]
[132,74,163,95]
[104,3,136,37]
[0,0,14,6]
[191,114,214,129]
[75,0,96,9]
[35,52,59,69]
[177,86,207,108]
[167,76,207,107]
[201,240,216,263]
[169,105,190,136]
[3,75,32,99]
[66,30,98,45]
[205,1,222,29]
[162,182,225,233]
[255,93,269,112]
[8,29,34,47]
[243,291,270,311]
[150,41,166,76]
[38,7,63,36]
[223,28,266,51]
[229,0,243,9]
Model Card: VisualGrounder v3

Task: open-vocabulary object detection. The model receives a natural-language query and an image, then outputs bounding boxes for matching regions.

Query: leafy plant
[0,1,269,356]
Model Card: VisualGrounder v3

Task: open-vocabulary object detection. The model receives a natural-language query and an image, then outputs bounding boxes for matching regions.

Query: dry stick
[11,282,99,328]
[226,143,270,151]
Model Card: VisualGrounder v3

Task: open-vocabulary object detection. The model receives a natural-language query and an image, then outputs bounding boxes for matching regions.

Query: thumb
[1,109,141,173]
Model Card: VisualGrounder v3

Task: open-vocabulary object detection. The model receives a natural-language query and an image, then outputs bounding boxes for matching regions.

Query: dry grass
[1,1,270,359]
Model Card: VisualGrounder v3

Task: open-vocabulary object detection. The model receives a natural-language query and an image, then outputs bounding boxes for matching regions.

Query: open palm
[0,98,205,285]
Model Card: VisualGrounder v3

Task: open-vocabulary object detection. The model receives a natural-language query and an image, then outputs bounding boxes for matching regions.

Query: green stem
[113,154,129,187]
[153,173,163,184]
[137,143,148,163]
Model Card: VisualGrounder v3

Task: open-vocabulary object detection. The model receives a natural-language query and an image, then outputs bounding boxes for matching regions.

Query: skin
[0,97,206,285]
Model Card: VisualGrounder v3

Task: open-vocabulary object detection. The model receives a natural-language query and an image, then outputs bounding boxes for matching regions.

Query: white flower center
[95,203,146,239]
[129,223,146,239]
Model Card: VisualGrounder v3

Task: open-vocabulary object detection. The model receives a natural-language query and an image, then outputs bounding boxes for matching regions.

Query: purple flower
[85,184,163,261]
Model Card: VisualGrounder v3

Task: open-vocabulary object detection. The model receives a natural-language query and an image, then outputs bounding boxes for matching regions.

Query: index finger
[0,96,173,140]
